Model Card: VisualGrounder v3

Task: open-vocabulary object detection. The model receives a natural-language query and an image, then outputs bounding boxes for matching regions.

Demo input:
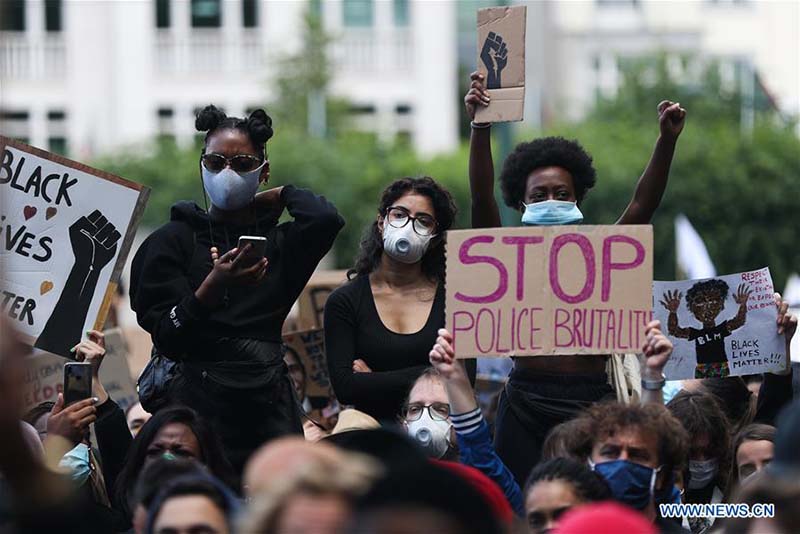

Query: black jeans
[168,338,303,478]
[494,368,614,487]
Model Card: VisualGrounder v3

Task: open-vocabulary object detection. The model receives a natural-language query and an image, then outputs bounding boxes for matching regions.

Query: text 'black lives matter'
[1,148,77,206]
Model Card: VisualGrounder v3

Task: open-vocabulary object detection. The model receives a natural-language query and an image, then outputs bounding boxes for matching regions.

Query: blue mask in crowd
[58,443,91,487]
[521,200,584,226]
[590,459,660,510]
[654,471,681,506]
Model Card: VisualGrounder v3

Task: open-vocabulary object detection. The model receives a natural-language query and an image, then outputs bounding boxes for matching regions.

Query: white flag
[675,214,715,279]
[783,273,800,307]
[784,274,800,364]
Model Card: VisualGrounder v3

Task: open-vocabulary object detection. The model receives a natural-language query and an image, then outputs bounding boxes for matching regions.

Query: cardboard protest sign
[294,270,348,331]
[283,328,335,406]
[475,5,526,123]
[22,327,138,413]
[654,268,787,380]
[445,225,653,358]
[0,137,149,358]
[100,328,140,411]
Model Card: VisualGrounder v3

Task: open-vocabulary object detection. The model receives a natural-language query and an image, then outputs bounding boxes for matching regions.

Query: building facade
[526,0,799,127]
[1,0,797,161]
[0,0,458,159]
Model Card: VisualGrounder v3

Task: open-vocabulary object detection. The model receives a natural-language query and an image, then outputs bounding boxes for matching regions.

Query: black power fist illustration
[70,210,121,287]
[36,210,121,357]
[480,32,509,89]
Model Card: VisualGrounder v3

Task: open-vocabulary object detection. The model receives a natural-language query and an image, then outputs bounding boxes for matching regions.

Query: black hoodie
[130,185,344,357]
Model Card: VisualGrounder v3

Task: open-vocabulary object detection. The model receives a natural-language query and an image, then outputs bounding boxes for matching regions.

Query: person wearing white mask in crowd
[130,105,344,477]
[666,391,731,534]
[400,368,457,460]
[325,177,475,423]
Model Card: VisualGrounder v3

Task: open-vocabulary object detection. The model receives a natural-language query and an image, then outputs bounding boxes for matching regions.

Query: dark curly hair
[348,177,457,282]
[524,457,611,503]
[499,136,597,208]
[195,104,274,155]
[685,279,729,307]
[667,391,732,491]
[576,402,689,479]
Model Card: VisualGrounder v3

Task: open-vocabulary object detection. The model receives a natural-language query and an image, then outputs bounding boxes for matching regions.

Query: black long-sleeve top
[94,397,133,531]
[755,369,794,426]
[94,398,132,504]
[325,274,476,421]
[130,186,344,356]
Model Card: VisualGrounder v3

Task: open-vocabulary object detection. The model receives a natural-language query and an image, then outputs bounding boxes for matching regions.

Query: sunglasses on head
[201,152,265,173]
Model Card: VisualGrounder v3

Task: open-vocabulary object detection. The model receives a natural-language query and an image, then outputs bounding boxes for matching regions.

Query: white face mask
[201,160,265,211]
[382,221,433,264]
[406,410,451,459]
[688,458,718,489]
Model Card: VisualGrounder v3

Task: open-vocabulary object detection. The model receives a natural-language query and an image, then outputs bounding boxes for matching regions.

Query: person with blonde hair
[240,449,381,534]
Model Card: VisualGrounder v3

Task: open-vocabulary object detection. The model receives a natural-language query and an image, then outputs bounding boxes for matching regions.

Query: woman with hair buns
[130,106,344,476]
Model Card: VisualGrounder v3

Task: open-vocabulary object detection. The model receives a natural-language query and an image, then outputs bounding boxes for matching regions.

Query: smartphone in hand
[237,235,267,267]
[64,362,93,406]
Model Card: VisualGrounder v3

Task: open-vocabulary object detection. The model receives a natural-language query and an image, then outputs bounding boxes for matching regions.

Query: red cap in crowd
[432,460,514,526]
[555,502,656,534]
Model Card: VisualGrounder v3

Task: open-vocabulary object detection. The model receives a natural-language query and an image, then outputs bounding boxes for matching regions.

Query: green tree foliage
[268,132,472,268]
[534,55,800,288]
[270,8,347,136]
[96,50,799,289]
[95,132,473,273]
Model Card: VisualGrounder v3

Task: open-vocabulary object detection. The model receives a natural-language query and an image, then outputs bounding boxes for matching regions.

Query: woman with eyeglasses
[324,177,475,423]
[130,105,344,477]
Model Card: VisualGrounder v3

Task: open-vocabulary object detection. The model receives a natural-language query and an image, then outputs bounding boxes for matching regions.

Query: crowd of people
[2,72,799,534]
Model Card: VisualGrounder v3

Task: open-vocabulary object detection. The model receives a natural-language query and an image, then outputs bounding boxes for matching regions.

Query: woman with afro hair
[464,72,687,487]
[130,106,344,478]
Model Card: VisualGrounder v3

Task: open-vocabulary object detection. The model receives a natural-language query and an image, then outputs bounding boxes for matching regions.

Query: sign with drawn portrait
[0,137,149,358]
[445,225,653,357]
[654,268,787,380]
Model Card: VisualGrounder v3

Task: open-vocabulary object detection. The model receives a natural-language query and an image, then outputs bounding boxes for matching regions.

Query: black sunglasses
[201,152,265,173]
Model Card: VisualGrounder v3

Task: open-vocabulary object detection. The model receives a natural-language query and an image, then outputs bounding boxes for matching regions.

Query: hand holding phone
[47,394,97,445]
[237,235,267,268]
[202,237,269,300]
[64,362,93,406]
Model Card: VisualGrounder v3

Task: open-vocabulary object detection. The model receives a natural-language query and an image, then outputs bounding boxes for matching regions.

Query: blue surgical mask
[590,459,659,510]
[58,443,91,487]
[201,161,265,211]
[654,472,681,505]
[521,200,583,226]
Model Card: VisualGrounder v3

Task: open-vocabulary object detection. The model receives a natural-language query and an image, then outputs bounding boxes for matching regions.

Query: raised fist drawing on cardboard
[480,31,508,89]
[36,210,121,357]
